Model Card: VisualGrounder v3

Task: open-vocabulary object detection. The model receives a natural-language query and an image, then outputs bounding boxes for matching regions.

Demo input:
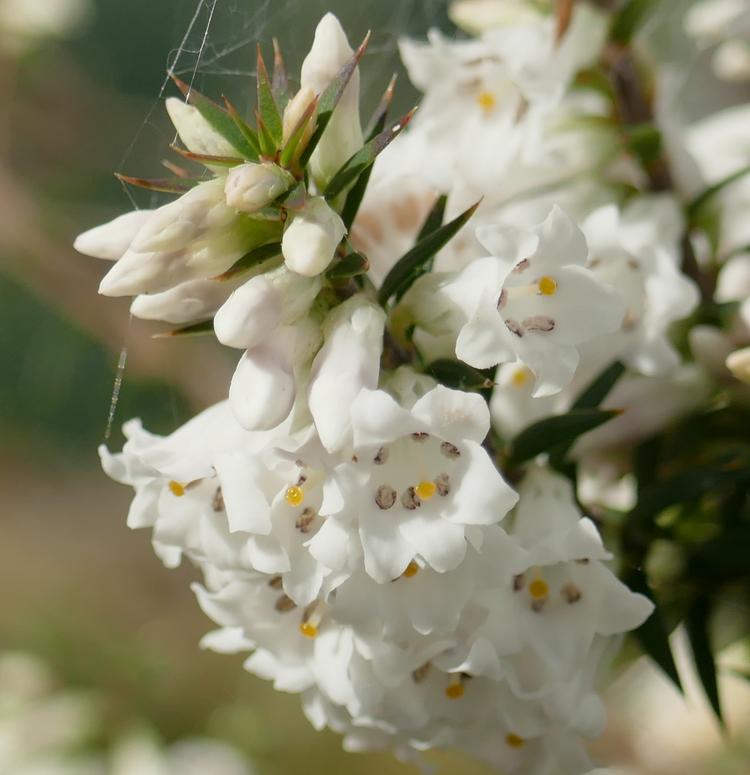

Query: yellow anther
[403,561,420,578]
[537,275,557,296]
[476,91,496,112]
[505,733,525,749]
[445,680,465,699]
[511,368,530,388]
[285,486,304,506]
[415,481,437,501]
[299,622,318,639]
[529,578,549,599]
[168,480,185,497]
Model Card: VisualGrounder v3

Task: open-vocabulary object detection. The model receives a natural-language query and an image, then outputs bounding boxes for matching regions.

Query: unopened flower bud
[282,197,346,277]
[300,13,363,187]
[166,97,238,158]
[282,86,317,151]
[727,346,750,385]
[224,162,294,213]
[74,210,153,261]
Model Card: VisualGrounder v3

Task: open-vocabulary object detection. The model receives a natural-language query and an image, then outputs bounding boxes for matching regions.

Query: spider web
[106,0,452,438]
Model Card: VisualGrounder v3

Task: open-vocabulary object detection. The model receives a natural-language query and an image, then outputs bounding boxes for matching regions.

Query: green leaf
[425,359,494,391]
[279,97,317,169]
[686,596,723,726]
[153,319,214,339]
[256,45,283,147]
[688,164,750,222]
[340,75,398,230]
[624,567,683,692]
[325,107,416,201]
[573,360,625,410]
[115,173,199,194]
[506,409,620,467]
[326,251,370,280]
[378,200,480,305]
[169,144,244,168]
[609,0,658,44]
[170,73,259,160]
[214,242,282,281]
[256,111,277,158]
[271,38,291,105]
[299,31,371,168]
[222,96,262,160]
[417,194,448,241]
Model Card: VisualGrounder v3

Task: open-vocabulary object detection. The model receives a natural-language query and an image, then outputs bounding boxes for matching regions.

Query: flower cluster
[77,3,750,772]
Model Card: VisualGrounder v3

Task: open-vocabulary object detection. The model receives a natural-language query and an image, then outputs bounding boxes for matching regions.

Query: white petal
[74,209,153,260]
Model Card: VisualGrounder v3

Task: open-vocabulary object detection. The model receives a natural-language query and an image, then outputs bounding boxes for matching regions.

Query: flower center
[511,367,531,388]
[168,480,185,497]
[285,485,304,506]
[528,578,549,599]
[445,678,465,699]
[537,275,557,295]
[476,90,496,113]
[505,733,525,748]
[300,602,324,639]
[415,480,437,500]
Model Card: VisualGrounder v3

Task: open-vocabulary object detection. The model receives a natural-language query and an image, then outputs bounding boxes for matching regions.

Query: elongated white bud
[130,277,235,325]
[282,86,317,148]
[224,162,294,213]
[214,268,321,349]
[74,210,153,260]
[727,346,750,385]
[166,97,238,158]
[282,197,346,277]
[300,13,363,187]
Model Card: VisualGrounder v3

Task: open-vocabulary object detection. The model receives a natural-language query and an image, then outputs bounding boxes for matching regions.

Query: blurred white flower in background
[0,0,91,55]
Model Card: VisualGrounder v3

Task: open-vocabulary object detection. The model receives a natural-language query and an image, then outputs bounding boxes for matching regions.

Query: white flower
[310,385,518,582]
[224,162,294,213]
[685,0,750,81]
[582,196,699,376]
[282,196,346,277]
[73,210,154,261]
[0,0,90,54]
[130,277,241,325]
[307,296,385,453]
[489,363,557,439]
[166,97,240,158]
[726,345,750,384]
[282,87,317,150]
[300,13,364,187]
[453,206,625,396]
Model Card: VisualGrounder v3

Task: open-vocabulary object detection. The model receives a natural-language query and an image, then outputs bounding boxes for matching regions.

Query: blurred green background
[1,1,749,774]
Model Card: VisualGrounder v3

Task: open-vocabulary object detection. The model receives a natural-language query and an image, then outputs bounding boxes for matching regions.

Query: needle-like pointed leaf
[214,242,283,281]
[326,251,370,280]
[153,319,214,338]
[365,73,397,140]
[256,45,283,147]
[325,107,416,201]
[686,596,724,727]
[506,409,621,467]
[378,200,480,305]
[170,73,259,160]
[255,110,277,158]
[299,31,371,168]
[272,38,291,104]
[426,359,494,391]
[222,96,261,160]
[417,194,448,241]
[169,144,245,168]
[279,97,318,169]
[115,173,199,194]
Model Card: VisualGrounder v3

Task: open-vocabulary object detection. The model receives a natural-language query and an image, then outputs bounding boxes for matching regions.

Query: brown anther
[575,558,590,565]
[412,662,431,683]
[212,487,225,512]
[440,441,461,459]
[512,574,525,592]
[512,258,530,274]
[268,575,283,590]
[497,288,508,309]
[505,318,524,337]
[561,582,582,604]
[375,485,397,510]
[411,432,429,442]
[531,597,547,612]
[296,473,308,487]
[401,487,422,510]
[373,447,389,465]
[435,473,451,497]
[522,315,555,332]
[295,508,316,534]
[275,594,296,612]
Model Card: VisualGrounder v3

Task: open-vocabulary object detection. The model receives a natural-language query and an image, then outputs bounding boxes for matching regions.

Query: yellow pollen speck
[538,276,557,296]
[529,579,549,599]
[415,481,437,500]
[511,368,530,388]
[300,622,318,639]
[445,681,464,699]
[403,561,420,578]
[285,486,304,506]
[168,481,185,497]
[476,91,496,112]
[506,733,525,749]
